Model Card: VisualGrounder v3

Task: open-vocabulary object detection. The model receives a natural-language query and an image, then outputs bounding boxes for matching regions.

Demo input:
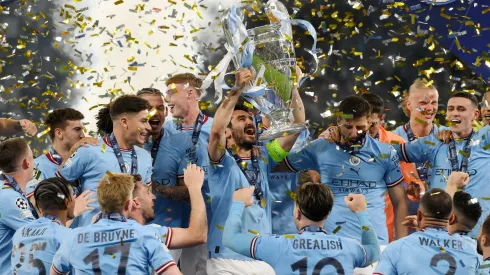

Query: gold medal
[260,197,267,208]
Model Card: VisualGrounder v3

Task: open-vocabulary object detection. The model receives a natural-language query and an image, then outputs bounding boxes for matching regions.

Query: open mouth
[451,119,462,125]
[245,128,255,136]
[149,119,160,126]
[484,114,490,120]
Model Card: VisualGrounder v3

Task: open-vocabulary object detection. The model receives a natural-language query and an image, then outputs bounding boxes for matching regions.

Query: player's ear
[294,207,301,221]
[124,199,132,212]
[448,213,456,225]
[474,108,481,121]
[132,197,141,209]
[120,116,129,130]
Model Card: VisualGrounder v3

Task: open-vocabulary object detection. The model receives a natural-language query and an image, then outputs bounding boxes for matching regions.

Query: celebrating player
[361,92,424,242]
[56,95,153,227]
[0,138,37,275]
[34,108,85,181]
[11,178,75,274]
[397,91,490,237]
[374,188,480,274]
[162,74,213,275]
[130,164,207,250]
[477,214,490,274]
[206,67,305,274]
[279,95,407,273]
[223,183,380,274]
[50,172,181,275]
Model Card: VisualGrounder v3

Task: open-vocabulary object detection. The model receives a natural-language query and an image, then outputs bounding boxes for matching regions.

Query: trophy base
[259,122,306,141]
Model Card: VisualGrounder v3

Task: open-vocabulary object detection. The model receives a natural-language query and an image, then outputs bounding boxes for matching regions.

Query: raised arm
[167,164,207,248]
[275,68,306,152]
[0,118,37,136]
[208,69,254,162]
[345,194,381,266]
[445,171,469,198]
[153,178,190,203]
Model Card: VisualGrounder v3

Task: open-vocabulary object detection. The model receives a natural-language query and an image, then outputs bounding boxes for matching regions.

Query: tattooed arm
[152,178,190,203]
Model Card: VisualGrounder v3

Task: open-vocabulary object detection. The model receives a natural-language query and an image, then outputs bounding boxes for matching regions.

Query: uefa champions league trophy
[220,0,313,141]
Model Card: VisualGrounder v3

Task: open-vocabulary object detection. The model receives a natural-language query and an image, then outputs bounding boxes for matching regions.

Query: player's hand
[447,171,469,189]
[183,164,205,190]
[74,190,96,217]
[73,137,99,150]
[319,126,340,143]
[344,193,367,213]
[232,186,254,207]
[401,215,419,230]
[19,119,37,136]
[235,68,255,89]
[90,211,102,224]
[405,181,427,202]
[437,130,452,144]
[294,65,303,86]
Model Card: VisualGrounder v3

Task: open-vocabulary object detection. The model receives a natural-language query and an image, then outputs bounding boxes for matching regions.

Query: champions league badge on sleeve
[419,0,456,5]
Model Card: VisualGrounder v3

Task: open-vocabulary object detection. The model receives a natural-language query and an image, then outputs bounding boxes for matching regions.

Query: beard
[232,128,255,150]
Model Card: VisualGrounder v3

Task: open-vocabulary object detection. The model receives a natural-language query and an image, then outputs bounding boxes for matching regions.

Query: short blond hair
[402,79,439,117]
[166,73,203,96]
[97,172,135,213]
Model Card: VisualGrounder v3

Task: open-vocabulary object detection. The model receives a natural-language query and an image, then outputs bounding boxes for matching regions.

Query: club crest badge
[349,155,361,166]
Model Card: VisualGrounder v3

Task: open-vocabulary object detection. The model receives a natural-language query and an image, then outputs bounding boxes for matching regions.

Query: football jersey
[268,130,309,235]
[480,258,490,275]
[175,116,213,228]
[33,149,61,181]
[285,136,403,245]
[145,130,189,228]
[207,146,277,260]
[374,228,480,275]
[144,223,173,249]
[397,125,490,237]
[163,115,213,138]
[11,216,70,274]
[51,218,176,275]
[56,137,153,227]
[0,184,36,275]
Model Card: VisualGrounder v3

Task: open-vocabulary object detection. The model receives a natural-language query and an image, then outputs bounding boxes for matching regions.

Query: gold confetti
[101,144,107,153]
[333,226,341,234]
[362,226,370,231]
[114,0,124,5]
[216,225,224,230]
[284,234,295,239]
[440,247,446,253]
[248,229,259,235]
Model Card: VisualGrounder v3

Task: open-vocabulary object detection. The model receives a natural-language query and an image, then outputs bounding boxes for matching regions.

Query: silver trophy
[221,0,307,141]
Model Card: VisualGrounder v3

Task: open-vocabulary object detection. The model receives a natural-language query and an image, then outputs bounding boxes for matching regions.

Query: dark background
[1,0,488,153]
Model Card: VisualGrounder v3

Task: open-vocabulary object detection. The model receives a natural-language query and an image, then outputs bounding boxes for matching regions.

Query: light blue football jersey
[397,125,490,237]
[51,218,176,275]
[34,154,59,182]
[374,228,480,275]
[285,136,403,245]
[0,185,36,275]
[480,258,490,274]
[174,116,213,228]
[163,115,213,138]
[207,146,277,260]
[56,137,153,227]
[144,130,189,228]
[268,130,309,235]
[144,224,172,248]
[11,217,70,274]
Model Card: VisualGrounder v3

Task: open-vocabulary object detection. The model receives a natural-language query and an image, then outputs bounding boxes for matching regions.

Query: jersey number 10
[291,257,345,275]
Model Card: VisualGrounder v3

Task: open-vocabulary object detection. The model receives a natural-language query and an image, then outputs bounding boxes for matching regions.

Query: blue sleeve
[478,125,490,147]
[373,241,400,275]
[177,157,187,178]
[146,224,172,248]
[397,135,437,164]
[158,136,187,186]
[356,211,381,267]
[144,230,177,274]
[253,235,285,267]
[51,233,73,274]
[384,146,404,188]
[56,147,91,182]
[284,139,323,172]
[1,194,35,230]
[223,201,256,257]
[141,151,153,186]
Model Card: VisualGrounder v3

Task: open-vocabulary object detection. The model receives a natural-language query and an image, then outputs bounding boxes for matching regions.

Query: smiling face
[122,110,151,146]
[165,83,199,120]
[139,94,166,136]
[407,87,439,123]
[446,97,479,137]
